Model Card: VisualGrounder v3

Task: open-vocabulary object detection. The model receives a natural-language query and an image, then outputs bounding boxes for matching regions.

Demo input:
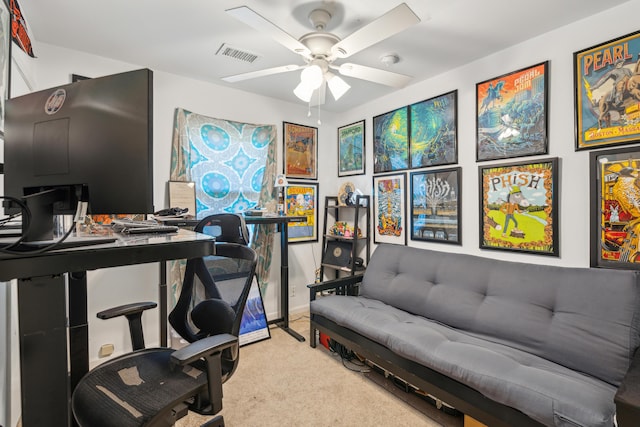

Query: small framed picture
[373,106,409,173]
[574,30,640,150]
[590,146,640,269]
[476,61,549,161]
[337,120,365,176]
[410,90,458,168]
[283,122,317,180]
[479,158,558,256]
[285,181,318,243]
[239,276,270,346]
[410,167,461,244]
[372,173,407,245]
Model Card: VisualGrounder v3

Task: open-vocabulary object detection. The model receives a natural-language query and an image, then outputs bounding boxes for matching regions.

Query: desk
[160,215,306,342]
[0,229,215,427]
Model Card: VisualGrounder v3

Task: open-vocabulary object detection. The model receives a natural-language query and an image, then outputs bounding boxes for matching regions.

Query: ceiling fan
[222,3,420,104]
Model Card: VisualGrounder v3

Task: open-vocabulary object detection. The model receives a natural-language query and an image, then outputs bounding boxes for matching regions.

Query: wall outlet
[99,343,114,358]
[290,284,296,297]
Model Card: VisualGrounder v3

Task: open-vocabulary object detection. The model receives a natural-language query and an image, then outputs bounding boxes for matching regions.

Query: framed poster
[285,181,318,243]
[373,106,409,173]
[476,61,549,162]
[238,275,271,346]
[575,31,640,150]
[284,121,317,179]
[590,146,640,269]
[410,167,461,244]
[337,120,365,176]
[410,90,458,168]
[372,173,407,245]
[479,158,558,256]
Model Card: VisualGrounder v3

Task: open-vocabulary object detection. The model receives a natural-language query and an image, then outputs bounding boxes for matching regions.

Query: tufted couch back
[360,244,640,386]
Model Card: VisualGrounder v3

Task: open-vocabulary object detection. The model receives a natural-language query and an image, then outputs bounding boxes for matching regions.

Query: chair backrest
[169,242,257,343]
[195,213,250,245]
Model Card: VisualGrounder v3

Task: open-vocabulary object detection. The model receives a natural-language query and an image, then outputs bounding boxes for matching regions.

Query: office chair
[196,213,249,245]
[72,242,258,427]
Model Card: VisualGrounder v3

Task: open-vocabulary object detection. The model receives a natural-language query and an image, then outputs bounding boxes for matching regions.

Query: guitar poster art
[591,147,640,269]
[479,158,558,256]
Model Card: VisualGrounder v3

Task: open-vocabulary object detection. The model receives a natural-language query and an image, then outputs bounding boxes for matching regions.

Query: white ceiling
[19,0,631,112]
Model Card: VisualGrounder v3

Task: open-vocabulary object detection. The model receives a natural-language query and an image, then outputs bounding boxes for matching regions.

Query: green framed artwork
[337,119,365,176]
[574,30,640,150]
[373,106,408,174]
[479,158,558,256]
[410,90,458,168]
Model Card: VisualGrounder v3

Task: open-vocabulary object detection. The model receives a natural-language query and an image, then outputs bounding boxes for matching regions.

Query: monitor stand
[13,188,116,251]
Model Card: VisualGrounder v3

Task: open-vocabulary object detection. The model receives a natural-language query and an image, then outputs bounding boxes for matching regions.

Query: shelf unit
[320,195,370,281]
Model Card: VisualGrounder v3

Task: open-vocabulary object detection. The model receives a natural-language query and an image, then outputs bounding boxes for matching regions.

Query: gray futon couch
[308,244,640,427]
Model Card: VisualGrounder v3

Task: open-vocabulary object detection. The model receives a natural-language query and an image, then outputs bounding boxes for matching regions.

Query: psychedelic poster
[479,158,558,256]
[590,147,640,269]
[284,122,317,179]
[373,106,408,173]
[476,62,548,161]
[373,173,407,245]
[575,31,640,150]
[410,91,458,168]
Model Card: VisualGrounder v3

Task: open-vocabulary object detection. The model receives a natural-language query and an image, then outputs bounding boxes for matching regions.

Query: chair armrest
[307,275,363,300]
[616,348,640,426]
[97,302,157,351]
[96,301,157,319]
[171,333,238,416]
[170,334,238,366]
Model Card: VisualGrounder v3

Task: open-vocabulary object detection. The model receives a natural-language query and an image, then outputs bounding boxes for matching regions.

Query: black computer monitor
[3,68,154,241]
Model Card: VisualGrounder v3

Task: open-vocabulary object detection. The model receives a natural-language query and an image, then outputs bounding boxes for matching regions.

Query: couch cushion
[359,244,640,386]
[311,295,617,427]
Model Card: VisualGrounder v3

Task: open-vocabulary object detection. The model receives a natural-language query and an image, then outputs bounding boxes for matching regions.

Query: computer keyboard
[111,219,179,234]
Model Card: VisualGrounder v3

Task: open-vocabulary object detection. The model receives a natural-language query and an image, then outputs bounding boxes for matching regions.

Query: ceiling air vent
[216,43,260,63]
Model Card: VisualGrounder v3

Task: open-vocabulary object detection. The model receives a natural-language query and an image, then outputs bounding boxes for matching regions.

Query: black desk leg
[159,261,167,347]
[278,222,305,342]
[18,274,71,427]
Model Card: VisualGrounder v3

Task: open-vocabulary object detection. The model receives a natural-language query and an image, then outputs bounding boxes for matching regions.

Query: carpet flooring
[177,315,464,427]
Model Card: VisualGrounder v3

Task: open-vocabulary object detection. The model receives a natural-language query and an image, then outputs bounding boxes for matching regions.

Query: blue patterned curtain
[170,108,277,297]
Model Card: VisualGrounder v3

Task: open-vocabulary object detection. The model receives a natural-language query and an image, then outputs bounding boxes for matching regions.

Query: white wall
[3,1,640,425]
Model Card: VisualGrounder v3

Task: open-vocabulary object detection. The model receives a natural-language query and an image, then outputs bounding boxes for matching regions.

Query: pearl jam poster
[476,62,549,162]
[590,146,640,270]
[479,158,558,256]
[575,31,640,150]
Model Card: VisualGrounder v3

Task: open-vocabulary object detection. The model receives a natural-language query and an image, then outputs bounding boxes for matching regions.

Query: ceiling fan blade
[222,64,302,83]
[337,63,412,88]
[226,6,311,58]
[331,3,420,59]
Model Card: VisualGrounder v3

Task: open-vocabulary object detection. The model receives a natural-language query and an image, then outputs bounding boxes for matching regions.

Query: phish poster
[479,158,558,256]
[575,31,640,150]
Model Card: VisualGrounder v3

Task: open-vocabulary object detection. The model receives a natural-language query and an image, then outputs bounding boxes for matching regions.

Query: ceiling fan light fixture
[294,80,314,102]
[300,64,324,89]
[326,73,350,100]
